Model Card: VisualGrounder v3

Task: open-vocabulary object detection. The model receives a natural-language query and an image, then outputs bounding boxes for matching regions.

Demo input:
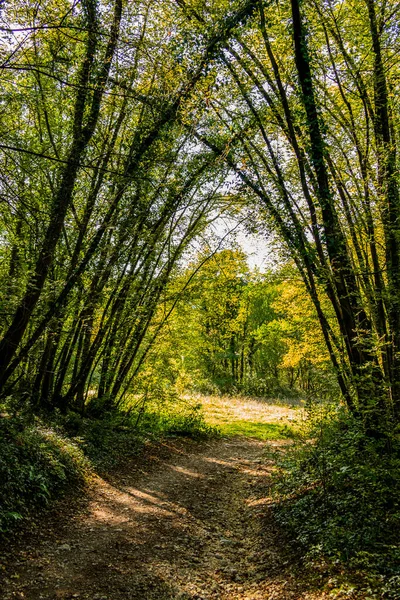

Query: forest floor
[0,397,336,600]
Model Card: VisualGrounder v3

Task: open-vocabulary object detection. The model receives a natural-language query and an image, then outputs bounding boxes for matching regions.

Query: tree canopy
[1,0,400,436]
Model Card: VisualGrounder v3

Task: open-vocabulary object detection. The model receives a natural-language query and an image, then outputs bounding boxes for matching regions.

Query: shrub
[0,412,89,532]
[271,405,400,586]
[157,402,218,438]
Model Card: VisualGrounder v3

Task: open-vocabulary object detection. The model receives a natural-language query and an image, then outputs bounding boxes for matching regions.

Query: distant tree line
[144,249,336,398]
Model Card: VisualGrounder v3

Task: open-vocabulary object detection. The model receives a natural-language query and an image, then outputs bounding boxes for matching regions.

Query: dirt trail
[1,437,325,600]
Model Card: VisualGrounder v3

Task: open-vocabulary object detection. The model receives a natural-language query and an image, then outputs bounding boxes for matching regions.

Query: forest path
[1,432,328,600]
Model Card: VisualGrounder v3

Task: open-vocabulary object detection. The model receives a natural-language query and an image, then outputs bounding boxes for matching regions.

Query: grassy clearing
[198,394,302,439]
[217,420,293,439]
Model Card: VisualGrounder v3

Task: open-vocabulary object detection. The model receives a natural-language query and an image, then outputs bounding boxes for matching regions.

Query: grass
[217,420,294,439]
[198,394,302,439]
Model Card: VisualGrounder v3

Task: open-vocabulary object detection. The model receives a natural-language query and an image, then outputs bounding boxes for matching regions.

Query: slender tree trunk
[290,0,387,427]
[366,0,400,420]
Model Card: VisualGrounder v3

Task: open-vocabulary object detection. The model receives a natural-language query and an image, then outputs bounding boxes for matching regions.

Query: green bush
[67,411,147,470]
[0,413,89,532]
[157,403,218,438]
[271,405,400,585]
[120,389,220,440]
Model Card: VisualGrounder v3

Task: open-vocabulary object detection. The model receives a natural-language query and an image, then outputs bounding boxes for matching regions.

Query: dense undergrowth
[0,412,89,534]
[0,396,216,534]
[270,405,400,598]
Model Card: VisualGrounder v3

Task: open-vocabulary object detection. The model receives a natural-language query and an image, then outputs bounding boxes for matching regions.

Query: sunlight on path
[1,400,324,600]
